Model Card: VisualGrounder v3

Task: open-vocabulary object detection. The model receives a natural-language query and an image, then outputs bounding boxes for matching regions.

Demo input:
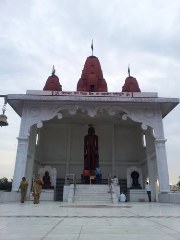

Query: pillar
[155,139,170,193]
[111,125,115,175]
[12,136,29,191]
[66,126,71,174]
[25,126,37,195]
[145,129,157,201]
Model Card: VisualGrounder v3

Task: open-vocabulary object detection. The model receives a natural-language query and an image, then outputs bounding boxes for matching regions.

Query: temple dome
[122,75,141,92]
[77,55,108,92]
[43,67,62,91]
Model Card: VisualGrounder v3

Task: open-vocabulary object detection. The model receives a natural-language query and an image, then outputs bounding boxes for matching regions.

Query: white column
[66,127,71,174]
[12,137,29,191]
[111,125,115,175]
[155,139,170,193]
[25,126,37,195]
[145,130,157,201]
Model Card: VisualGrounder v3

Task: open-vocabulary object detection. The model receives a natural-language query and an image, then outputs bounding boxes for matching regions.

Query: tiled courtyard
[0,201,180,239]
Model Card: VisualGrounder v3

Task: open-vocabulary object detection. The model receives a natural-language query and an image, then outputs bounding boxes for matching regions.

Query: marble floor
[0,201,180,240]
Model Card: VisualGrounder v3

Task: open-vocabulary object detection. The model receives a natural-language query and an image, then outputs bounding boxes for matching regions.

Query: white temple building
[4,54,179,202]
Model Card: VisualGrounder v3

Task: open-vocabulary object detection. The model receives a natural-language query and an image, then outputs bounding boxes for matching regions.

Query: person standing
[83,168,90,184]
[18,177,28,203]
[109,175,119,193]
[95,165,102,184]
[33,175,44,204]
[111,175,119,187]
[145,182,151,202]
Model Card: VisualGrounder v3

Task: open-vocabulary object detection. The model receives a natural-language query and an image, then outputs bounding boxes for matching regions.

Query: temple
[5,53,179,202]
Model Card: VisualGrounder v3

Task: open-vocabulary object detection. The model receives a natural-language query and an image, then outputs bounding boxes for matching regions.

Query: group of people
[18,173,151,204]
[18,171,52,204]
[109,175,126,202]
[83,165,102,184]
[18,174,44,204]
[109,176,152,203]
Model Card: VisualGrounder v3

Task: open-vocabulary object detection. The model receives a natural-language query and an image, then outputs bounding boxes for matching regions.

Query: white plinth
[128,189,148,202]
[30,189,54,201]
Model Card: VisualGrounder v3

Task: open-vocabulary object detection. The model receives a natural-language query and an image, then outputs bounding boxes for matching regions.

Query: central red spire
[77,56,108,92]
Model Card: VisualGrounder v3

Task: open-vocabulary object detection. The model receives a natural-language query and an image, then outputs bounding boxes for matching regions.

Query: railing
[108,173,113,202]
[108,173,113,186]
[65,174,76,197]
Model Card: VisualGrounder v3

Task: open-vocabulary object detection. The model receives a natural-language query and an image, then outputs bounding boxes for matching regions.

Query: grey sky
[0,0,179,184]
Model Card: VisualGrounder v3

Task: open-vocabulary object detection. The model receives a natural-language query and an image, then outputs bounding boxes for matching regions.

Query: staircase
[74,184,112,204]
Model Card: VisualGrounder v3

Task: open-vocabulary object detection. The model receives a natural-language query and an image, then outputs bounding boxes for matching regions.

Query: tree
[177,176,180,189]
[0,177,12,191]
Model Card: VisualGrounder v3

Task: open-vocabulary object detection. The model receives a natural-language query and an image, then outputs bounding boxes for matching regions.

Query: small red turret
[122,67,141,92]
[43,66,62,91]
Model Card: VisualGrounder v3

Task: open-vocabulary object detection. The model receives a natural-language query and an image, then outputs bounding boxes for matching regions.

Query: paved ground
[0,201,180,239]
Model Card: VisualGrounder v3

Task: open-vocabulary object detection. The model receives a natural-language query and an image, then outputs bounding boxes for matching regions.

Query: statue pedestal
[128,189,148,202]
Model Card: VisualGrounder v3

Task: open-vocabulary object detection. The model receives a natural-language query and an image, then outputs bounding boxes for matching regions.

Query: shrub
[0,177,12,191]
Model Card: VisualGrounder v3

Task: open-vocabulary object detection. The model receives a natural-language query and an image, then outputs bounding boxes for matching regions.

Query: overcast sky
[0,0,179,184]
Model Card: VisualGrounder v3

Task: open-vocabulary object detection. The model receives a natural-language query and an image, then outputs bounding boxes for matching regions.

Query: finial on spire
[128,65,130,77]
[52,65,55,75]
[91,39,94,56]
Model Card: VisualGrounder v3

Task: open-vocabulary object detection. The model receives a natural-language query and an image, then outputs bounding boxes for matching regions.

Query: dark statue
[131,171,141,189]
[84,126,99,171]
[43,171,51,189]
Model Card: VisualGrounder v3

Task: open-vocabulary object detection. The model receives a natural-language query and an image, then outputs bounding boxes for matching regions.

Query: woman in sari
[33,175,44,204]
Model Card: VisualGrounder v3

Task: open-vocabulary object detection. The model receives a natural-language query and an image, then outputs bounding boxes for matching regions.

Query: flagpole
[128,65,130,77]
[91,39,93,56]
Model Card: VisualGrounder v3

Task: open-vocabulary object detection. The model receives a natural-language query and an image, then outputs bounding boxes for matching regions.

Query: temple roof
[77,56,108,92]
[5,56,179,121]
[6,91,179,119]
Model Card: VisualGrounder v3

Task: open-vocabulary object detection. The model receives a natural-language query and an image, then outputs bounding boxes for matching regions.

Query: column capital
[155,138,167,143]
[17,136,29,141]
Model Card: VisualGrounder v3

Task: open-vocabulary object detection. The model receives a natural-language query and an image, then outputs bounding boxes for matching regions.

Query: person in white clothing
[109,176,119,193]
[145,182,151,202]
[119,192,126,202]
[111,176,119,186]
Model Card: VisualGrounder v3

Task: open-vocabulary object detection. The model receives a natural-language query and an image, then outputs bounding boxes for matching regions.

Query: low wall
[29,190,54,201]
[158,192,180,204]
[0,190,55,203]
[0,191,20,203]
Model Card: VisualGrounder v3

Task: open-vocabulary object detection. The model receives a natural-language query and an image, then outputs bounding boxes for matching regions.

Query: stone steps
[74,184,112,204]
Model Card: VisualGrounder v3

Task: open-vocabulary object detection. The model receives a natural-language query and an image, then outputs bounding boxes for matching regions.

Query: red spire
[122,66,141,92]
[43,66,62,91]
[122,75,141,92]
[77,56,108,92]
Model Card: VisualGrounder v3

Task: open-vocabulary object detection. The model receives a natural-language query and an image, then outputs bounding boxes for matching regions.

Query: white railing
[65,174,76,197]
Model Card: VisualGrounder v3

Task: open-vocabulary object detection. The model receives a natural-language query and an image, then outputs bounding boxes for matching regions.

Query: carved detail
[141,123,148,130]
[37,121,43,128]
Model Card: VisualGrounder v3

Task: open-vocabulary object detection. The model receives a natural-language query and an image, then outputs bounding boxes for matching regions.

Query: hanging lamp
[0,97,8,127]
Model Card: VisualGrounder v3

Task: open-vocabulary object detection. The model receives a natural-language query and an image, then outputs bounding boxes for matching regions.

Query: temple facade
[6,54,179,202]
